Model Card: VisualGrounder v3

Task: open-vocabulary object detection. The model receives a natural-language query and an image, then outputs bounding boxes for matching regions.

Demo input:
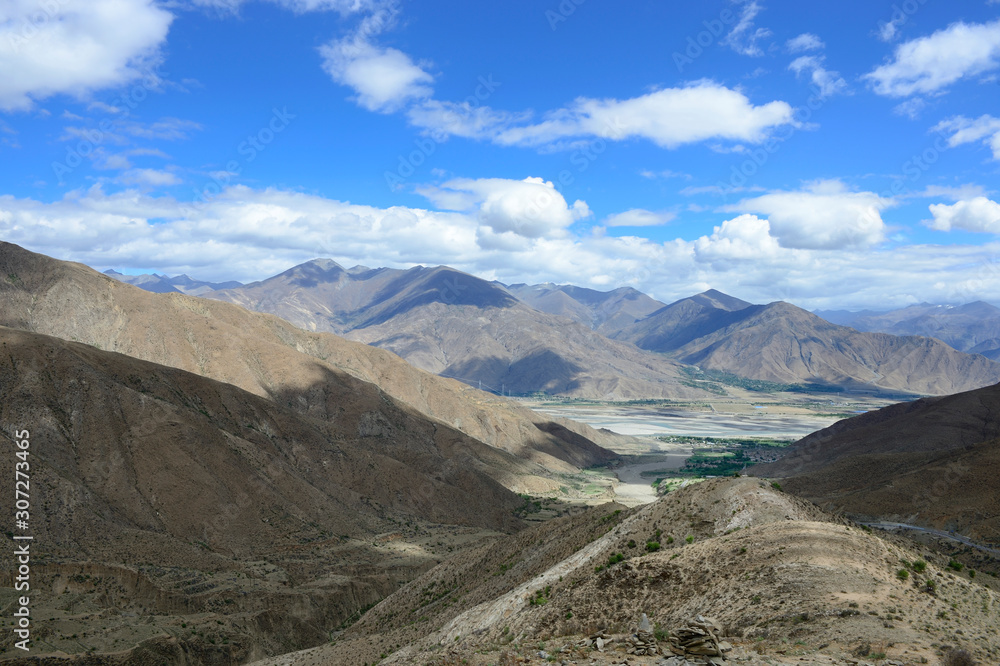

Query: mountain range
[835,301,1000,361]
[104,269,242,295]
[198,259,1000,397]
[4,242,1000,666]
[205,260,706,400]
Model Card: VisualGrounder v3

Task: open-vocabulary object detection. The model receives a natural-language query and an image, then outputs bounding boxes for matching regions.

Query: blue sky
[2,0,1000,309]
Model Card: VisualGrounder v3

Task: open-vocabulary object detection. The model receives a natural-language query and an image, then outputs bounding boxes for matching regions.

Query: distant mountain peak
[689,289,752,312]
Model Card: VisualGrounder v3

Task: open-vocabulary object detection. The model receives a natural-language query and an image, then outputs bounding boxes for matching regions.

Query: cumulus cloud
[865,19,1000,97]
[316,1,435,112]
[693,214,782,261]
[722,1,772,57]
[928,197,1000,233]
[4,184,1000,310]
[473,81,795,150]
[786,33,823,53]
[723,180,893,250]
[603,209,675,227]
[934,115,1000,160]
[418,177,590,239]
[320,40,433,112]
[789,55,849,98]
[0,0,173,111]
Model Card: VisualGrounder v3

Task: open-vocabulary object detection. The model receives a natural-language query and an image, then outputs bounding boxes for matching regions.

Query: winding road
[863,521,1000,557]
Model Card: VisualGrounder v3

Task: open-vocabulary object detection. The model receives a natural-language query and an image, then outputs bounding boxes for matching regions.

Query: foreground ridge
[248,478,1000,666]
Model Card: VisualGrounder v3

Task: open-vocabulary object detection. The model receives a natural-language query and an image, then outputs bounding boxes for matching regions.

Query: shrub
[666,535,674,544]
[948,560,964,572]
[646,541,661,552]
[685,535,694,544]
[770,481,783,492]
[896,569,909,581]
[912,560,927,573]
[943,648,977,666]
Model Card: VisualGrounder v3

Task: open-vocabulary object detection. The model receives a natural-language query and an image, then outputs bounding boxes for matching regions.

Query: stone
[639,613,652,632]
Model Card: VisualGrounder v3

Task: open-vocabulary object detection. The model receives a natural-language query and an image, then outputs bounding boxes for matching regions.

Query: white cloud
[61,117,202,145]
[482,81,795,150]
[722,1,772,57]
[0,0,173,111]
[892,98,926,119]
[418,177,590,239]
[788,55,849,98]
[190,0,381,14]
[909,184,988,202]
[934,115,1000,160]
[273,0,383,12]
[928,197,1000,233]
[406,100,528,141]
[865,19,1000,97]
[315,1,434,113]
[118,168,181,187]
[693,214,782,261]
[639,170,691,181]
[603,209,675,227]
[786,33,823,53]
[723,180,893,250]
[320,39,433,112]
[6,184,1000,310]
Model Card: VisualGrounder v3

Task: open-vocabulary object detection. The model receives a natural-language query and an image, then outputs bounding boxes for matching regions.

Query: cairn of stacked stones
[626,613,659,656]
[666,615,733,665]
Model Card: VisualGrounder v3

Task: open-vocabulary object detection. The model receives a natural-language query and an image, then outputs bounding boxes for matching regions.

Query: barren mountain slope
[250,478,1000,666]
[346,301,711,399]
[0,326,525,661]
[505,282,665,335]
[753,383,1000,541]
[0,242,617,479]
[613,288,754,351]
[668,300,1000,394]
[851,301,1000,360]
[208,259,709,400]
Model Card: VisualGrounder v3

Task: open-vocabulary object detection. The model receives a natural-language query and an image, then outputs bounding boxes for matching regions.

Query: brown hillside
[753,382,1000,542]
[671,301,1000,394]
[249,478,1000,666]
[0,325,526,661]
[0,242,617,482]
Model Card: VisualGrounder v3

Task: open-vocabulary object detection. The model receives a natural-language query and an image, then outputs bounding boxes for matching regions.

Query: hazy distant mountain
[615,290,1000,395]
[505,282,665,335]
[105,269,242,295]
[846,301,1000,360]
[208,259,709,400]
[1,243,618,481]
[812,308,889,327]
[753,382,1000,541]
